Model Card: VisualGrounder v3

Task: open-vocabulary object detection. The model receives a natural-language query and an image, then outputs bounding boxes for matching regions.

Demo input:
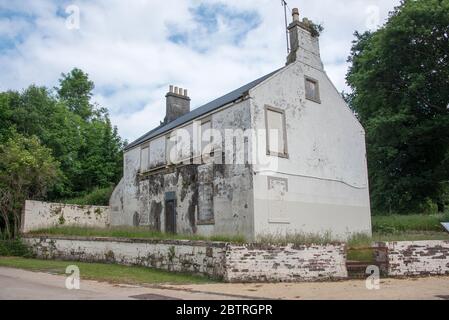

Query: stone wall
[22,236,348,282]
[23,236,227,279]
[22,200,110,233]
[379,241,449,277]
[225,243,348,282]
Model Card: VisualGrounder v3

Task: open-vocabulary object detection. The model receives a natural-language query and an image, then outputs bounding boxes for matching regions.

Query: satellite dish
[441,223,449,234]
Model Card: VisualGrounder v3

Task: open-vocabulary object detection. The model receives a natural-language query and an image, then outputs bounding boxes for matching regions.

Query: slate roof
[125,68,283,151]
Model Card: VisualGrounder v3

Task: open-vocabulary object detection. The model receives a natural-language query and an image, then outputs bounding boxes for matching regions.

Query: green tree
[57,68,95,120]
[0,133,60,238]
[0,92,16,142]
[55,69,124,193]
[1,68,124,203]
[346,0,449,213]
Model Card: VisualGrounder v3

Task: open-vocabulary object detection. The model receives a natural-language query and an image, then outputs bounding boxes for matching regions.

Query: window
[197,164,214,224]
[201,120,213,162]
[149,136,166,169]
[166,136,174,165]
[140,146,149,172]
[265,106,288,158]
[267,177,289,224]
[305,77,320,103]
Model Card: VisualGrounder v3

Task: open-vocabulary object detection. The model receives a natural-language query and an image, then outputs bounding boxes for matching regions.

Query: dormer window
[305,77,321,103]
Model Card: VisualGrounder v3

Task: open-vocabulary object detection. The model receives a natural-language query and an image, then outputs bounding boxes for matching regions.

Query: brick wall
[23,236,348,282]
[23,236,227,279]
[224,243,348,282]
[379,241,449,277]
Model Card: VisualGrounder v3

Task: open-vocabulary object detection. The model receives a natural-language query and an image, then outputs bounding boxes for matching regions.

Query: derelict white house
[110,9,372,241]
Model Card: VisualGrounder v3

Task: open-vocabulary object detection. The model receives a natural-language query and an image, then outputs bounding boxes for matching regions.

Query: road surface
[0,267,448,300]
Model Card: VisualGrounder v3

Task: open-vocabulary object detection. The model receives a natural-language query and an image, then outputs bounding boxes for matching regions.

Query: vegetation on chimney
[302,18,324,37]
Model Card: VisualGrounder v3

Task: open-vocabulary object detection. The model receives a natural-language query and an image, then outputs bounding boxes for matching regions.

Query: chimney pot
[165,85,191,124]
[292,8,300,22]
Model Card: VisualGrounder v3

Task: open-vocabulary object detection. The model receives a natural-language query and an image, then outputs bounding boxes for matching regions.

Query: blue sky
[0,0,400,142]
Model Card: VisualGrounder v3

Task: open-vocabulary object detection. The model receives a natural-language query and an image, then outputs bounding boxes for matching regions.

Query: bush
[418,198,439,215]
[61,186,113,206]
[0,239,32,257]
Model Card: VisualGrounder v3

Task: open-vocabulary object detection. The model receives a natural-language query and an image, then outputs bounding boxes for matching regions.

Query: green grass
[348,231,449,248]
[256,231,335,245]
[0,239,32,257]
[27,226,246,243]
[347,231,449,262]
[372,213,449,233]
[0,257,214,285]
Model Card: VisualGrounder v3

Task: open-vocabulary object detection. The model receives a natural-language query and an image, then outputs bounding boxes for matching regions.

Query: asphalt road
[0,267,244,300]
[1,267,449,300]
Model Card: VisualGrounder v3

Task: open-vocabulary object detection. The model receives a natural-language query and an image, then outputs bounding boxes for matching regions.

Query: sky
[0,0,401,142]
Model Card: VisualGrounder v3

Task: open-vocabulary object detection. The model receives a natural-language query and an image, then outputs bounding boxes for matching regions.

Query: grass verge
[28,226,246,243]
[372,213,449,233]
[0,257,215,285]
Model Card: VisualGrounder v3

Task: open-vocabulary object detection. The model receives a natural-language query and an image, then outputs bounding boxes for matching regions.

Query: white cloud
[0,0,400,142]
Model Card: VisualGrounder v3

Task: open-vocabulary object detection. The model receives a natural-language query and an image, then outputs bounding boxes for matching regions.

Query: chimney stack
[164,85,191,124]
[292,8,300,22]
[286,8,323,69]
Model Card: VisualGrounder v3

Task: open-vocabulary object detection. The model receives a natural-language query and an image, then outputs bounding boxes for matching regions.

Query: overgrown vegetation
[0,134,60,237]
[346,0,449,214]
[27,213,449,246]
[28,226,247,243]
[0,239,32,257]
[0,257,214,285]
[372,213,449,233]
[256,231,335,245]
[60,186,114,206]
[0,68,125,238]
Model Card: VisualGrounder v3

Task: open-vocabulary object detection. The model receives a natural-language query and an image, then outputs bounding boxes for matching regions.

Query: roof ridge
[125,67,283,150]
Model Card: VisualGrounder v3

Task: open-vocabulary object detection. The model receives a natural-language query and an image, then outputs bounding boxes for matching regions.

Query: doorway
[165,192,177,234]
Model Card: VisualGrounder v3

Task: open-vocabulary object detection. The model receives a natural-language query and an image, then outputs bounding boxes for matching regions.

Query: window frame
[199,117,213,163]
[197,163,215,225]
[305,76,321,104]
[140,144,150,173]
[264,105,289,159]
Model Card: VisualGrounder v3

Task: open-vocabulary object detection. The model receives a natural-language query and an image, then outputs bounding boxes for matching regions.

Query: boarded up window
[305,77,320,103]
[167,125,192,164]
[265,106,288,157]
[201,121,212,162]
[198,164,214,223]
[268,177,289,224]
[140,147,149,172]
[166,136,174,164]
[149,136,166,169]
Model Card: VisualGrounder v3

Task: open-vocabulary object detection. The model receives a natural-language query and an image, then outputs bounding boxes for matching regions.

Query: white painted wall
[248,26,371,240]
[22,200,110,233]
[383,241,449,276]
[110,22,372,241]
[111,100,254,239]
